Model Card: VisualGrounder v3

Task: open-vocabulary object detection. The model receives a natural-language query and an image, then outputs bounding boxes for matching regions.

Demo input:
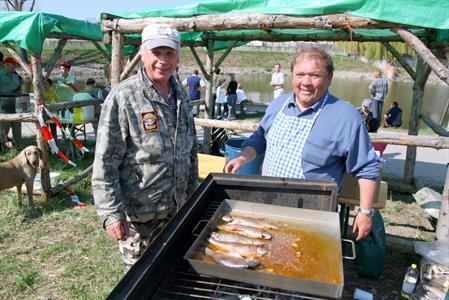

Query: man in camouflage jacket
[92,24,198,271]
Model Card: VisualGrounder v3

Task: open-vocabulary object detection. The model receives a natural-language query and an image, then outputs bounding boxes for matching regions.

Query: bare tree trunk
[31,54,50,201]
[202,39,214,154]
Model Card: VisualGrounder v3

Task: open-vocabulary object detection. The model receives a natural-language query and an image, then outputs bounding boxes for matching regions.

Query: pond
[23,72,449,130]
[237,73,449,130]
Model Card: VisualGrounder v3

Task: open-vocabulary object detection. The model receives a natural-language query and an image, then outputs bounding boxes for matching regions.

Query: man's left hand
[352,213,373,241]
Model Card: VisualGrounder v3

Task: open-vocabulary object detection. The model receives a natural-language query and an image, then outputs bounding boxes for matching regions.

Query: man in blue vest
[182,69,205,117]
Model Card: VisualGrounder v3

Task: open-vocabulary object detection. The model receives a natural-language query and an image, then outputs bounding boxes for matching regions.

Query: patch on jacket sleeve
[141,111,159,132]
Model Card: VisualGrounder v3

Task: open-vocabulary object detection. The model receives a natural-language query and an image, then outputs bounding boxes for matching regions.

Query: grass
[0,45,440,298]
[0,138,122,299]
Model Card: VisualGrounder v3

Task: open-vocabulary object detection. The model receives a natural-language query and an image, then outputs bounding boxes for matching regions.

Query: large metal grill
[107,174,338,300]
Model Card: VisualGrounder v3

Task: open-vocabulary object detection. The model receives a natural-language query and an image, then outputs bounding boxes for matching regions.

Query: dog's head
[20,146,41,169]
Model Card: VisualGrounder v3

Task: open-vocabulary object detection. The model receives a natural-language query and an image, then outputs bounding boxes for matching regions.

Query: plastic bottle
[401,264,418,298]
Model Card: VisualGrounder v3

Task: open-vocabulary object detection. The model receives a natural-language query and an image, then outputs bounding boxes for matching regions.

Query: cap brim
[144,39,180,51]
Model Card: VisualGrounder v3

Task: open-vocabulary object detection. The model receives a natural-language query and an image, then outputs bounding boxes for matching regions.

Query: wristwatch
[357,207,375,218]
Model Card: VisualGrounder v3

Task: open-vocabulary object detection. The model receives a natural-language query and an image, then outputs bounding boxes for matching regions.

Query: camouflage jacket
[92,68,199,227]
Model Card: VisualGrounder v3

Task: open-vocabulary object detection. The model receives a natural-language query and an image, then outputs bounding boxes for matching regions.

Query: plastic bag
[355,210,386,279]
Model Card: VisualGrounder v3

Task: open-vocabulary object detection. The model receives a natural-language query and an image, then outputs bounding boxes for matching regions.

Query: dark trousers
[372,100,384,121]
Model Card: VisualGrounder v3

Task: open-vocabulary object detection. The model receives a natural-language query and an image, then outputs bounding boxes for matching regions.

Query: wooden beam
[188,45,209,80]
[31,55,50,201]
[91,40,111,61]
[120,52,141,81]
[382,41,416,80]
[44,39,67,81]
[194,117,449,149]
[420,113,449,137]
[393,28,449,87]
[3,42,32,78]
[204,31,429,43]
[50,165,93,196]
[369,133,449,149]
[111,31,124,87]
[0,112,37,123]
[102,14,422,34]
[214,41,238,69]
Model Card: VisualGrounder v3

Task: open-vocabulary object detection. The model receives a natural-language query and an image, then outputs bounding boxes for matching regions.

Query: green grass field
[0,139,122,299]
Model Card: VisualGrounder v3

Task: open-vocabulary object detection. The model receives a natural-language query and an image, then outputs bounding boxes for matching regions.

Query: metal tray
[184,199,348,299]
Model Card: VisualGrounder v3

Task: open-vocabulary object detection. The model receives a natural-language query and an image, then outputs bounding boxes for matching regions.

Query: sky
[32,0,201,20]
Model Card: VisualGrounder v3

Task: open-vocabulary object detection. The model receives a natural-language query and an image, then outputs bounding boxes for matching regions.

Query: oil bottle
[401,264,418,298]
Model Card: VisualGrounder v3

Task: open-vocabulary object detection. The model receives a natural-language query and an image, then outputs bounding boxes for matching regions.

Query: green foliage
[335,41,416,61]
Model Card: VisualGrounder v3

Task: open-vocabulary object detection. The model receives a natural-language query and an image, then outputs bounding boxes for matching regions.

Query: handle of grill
[191,220,209,237]
[341,238,356,260]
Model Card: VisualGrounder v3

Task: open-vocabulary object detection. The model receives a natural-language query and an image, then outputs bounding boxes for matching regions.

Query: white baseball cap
[141,24,181,52]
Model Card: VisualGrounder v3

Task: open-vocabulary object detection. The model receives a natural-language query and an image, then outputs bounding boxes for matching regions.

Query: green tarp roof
[103,0,449,30]
[101,0,449,46]
[0,12,102,54]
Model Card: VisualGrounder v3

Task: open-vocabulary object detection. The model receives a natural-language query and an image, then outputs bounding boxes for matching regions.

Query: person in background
[182,69,206,117]
[0,57,23,144]
[236,83,249,118]
[214,78,227,119]
[366,118,387,156]
[92,23,198,272]
[224,47,379,241]
[369,70,388,120]
[358,98,373,126]
[225,73,238,120]
[173,65,181,84]
[270,63,285,99]
[43,78,59,138]
[55,61,78,103]
[383,101,402,128]
[85,78,98,98]
[211,67,223,118]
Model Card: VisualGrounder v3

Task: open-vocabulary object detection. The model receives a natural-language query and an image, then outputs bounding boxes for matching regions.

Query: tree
[2,0,36,11]
[2,0,36,64]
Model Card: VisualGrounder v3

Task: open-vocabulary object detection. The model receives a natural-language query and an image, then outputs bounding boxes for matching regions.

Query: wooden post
[120,52,141,81]
[382,41,416,80]
[436,164,449,240]
[393,28,449,87]
[420,113,449,137]
[31,54,50,201]
[188,45,209,80]
[44,39,67,81]
[403,56,431,184]
[111,31,124,87]
[91,40,111,61]
[214,41,238,69]
[4,42,32,78]
[202,39,214,154]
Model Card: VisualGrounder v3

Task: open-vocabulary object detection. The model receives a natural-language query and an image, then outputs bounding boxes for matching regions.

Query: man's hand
[352,213,373,241]
[224,156,246,174]
[105,220,129,241]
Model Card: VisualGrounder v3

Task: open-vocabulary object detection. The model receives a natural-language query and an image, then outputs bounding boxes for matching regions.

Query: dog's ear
[20,148,29,166]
